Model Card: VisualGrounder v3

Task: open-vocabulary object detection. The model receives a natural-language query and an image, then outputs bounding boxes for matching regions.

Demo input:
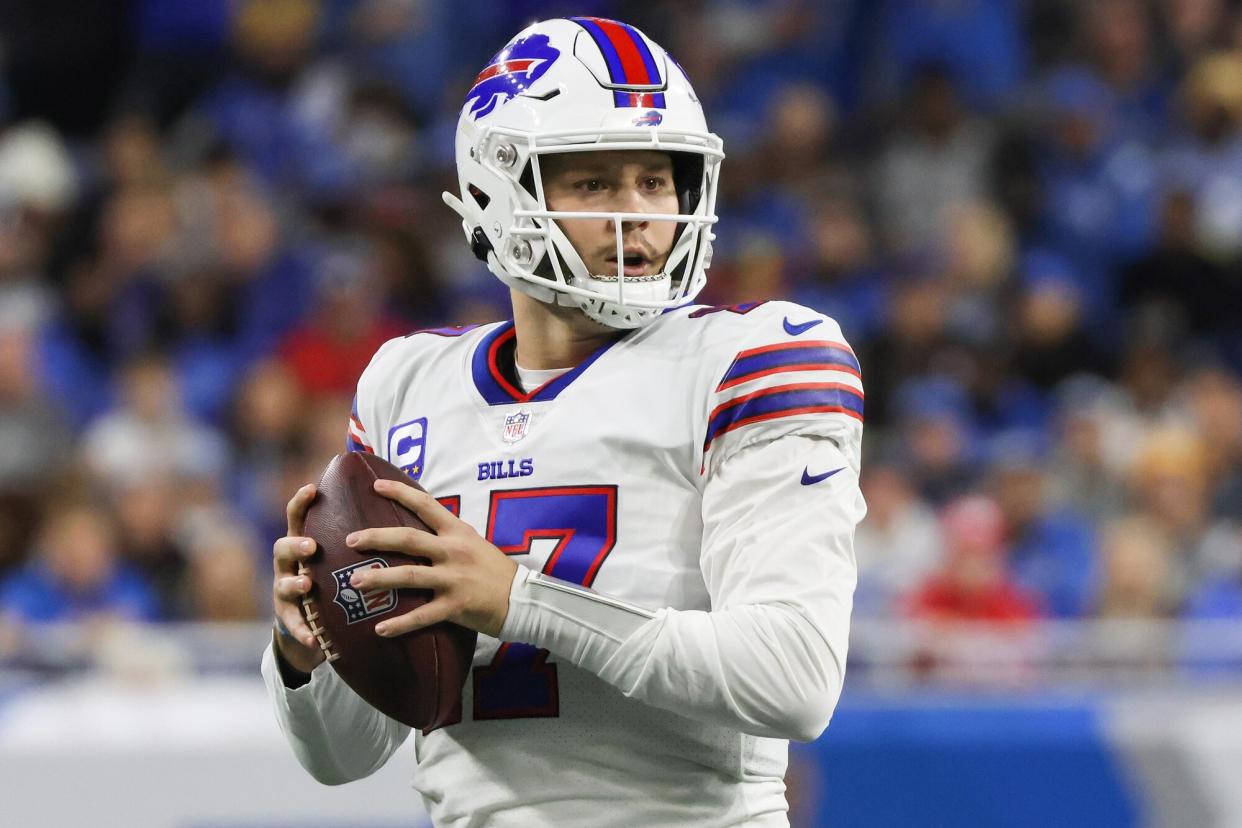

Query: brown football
[299,451,476,732]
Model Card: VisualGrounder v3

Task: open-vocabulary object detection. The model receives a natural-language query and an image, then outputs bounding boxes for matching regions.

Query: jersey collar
[470,321,626,406]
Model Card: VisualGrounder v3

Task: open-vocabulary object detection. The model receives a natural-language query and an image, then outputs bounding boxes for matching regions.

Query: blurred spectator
[1046,376,1133,520]
[1093,515,1177,619]
[876,65,994,255]
[38,178,182,426]
[174,154,315,360]
[857,277,951,426]
[1119,188,1235,341]
[1181,364,1242,518]
[111,479,190,619]
[987,431,1097,618]
[0,321,71,572]
[1034,67,1158,326]
[891,377,978,504]
[1163,51,1242,258]
[184,520,264,621]
[0,501,158,623]
[1163,0,1230,66]
[0,120,78,215]
[335,0,502,122]
[1012,250,1109,391]
[229,358,307,532]
[712,84,831,256]
[907,495,1041,622]
[1083,0,1171,143]
[122,0,232,126]
[761,83,841,203]
[853,462,943,615]
[932,200,1014,351]
[877,0,1025,110]
[790,196,887,342]
[1127,427,1240,599]
[277,242,407,398]
[81,352,230,489]
[188,0,353,200]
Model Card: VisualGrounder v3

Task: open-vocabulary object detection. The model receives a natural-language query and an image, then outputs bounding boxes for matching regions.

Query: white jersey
[263,300,866,827]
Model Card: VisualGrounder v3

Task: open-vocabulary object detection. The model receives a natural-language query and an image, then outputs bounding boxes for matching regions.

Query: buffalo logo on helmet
[465,34,560,120]
[332,559,397,624]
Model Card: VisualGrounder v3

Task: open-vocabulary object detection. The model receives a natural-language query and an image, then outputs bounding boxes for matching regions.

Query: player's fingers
[374,600,452,637]
[349,562,446,593]
[273,536,316,571]
[345,526,450,561]
[275,604,319,649]
[285,484,317,536]
[373,479,458,534]
[274,574,313,602]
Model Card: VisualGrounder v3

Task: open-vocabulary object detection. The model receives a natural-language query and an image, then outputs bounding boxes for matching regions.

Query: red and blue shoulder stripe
[704,332,863,456]
[346,395,375,454]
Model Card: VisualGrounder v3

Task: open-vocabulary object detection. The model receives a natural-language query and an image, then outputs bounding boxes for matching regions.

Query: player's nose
[607,186,651,232]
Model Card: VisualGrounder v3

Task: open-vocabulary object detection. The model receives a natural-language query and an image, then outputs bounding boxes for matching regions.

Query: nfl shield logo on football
[502,409,531,444]
[332,559,397,624]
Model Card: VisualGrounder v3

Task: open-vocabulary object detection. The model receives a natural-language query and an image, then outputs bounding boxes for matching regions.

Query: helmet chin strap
[572,272,672,305]
[546,221,672,327]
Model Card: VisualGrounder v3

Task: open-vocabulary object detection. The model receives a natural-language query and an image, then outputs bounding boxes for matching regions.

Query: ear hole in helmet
[468,184,490,210]
[669,152,704,214]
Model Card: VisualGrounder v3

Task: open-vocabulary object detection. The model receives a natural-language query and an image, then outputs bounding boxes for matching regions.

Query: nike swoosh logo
[801,466,845,486]
[783,317,824,336]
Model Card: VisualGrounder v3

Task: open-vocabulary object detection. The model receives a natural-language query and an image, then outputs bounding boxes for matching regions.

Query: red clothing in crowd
[908,575,1041,623]
[278,320,408,398]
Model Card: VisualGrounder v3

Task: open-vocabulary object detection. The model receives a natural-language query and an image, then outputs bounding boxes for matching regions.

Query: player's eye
[575,178,605,192]
[642,176,668,191]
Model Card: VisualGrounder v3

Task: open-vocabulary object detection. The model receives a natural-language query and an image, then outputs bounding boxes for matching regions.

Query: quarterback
[264,17,865,827]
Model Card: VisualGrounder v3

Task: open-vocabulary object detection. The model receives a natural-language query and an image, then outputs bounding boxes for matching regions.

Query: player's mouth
[604,250,654,277]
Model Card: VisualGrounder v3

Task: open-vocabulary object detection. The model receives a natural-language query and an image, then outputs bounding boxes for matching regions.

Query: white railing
[847,617,1242,689]
[5,618,1242,689]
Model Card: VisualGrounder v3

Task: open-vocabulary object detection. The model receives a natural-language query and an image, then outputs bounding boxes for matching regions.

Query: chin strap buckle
[470,226,495,263]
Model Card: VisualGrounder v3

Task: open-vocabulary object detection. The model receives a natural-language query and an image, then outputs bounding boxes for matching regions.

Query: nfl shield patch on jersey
[502,410,531,443]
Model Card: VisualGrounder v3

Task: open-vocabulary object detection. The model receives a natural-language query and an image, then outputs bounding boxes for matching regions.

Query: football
[298,451,477,732]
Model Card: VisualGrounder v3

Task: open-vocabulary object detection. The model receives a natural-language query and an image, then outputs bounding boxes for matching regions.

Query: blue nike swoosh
[783,317,824,336]
[801,466,845,486]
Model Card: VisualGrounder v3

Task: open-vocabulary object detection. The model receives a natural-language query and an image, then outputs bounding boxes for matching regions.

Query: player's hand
[345,479,520,639]
[271,483,327,674]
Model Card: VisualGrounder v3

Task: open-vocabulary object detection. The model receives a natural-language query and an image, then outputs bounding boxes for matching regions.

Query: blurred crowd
[0,0,1240,654]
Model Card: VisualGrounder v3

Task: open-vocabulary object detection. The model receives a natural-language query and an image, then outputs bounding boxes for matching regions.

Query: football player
[265,17,865,827]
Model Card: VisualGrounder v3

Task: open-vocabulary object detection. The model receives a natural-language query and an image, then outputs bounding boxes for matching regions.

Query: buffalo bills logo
[632,110,663,127]
[465,34,560,120]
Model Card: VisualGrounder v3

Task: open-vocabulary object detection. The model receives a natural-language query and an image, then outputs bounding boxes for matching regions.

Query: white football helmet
[443,17,724,329]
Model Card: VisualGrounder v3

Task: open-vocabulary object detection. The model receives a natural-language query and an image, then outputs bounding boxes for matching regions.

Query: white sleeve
[260,641,411,784]
[499,431,864,742]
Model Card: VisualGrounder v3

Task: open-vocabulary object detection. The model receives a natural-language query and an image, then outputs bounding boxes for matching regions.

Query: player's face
[539,150,679,279]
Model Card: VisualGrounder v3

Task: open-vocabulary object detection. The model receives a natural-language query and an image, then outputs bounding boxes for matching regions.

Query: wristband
[275,616,296,640]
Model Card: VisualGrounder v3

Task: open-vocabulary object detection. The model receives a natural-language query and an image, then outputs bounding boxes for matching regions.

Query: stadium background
[2,0,1242,825]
